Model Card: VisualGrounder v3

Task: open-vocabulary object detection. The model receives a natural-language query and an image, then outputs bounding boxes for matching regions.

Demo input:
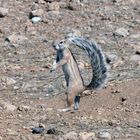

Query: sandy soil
[0,0,140,139]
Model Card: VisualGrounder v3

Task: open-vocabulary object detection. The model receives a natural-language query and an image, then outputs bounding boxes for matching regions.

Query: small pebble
[31,17,42,23]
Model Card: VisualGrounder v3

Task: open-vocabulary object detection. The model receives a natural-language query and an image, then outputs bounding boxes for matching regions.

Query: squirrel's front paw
[50,69,54,73]
[50,67,56,72]
[50,61,57,72]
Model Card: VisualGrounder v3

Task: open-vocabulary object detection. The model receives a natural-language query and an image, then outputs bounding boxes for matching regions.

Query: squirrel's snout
[53,44,61,50]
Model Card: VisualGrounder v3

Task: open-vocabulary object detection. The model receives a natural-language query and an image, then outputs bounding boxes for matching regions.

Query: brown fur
[52,46,85,111]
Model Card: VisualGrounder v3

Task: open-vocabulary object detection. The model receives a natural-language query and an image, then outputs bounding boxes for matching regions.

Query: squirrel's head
[52,39,70,51]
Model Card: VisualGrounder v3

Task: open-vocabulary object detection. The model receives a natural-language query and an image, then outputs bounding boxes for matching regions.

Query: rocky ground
[0,0,140,139]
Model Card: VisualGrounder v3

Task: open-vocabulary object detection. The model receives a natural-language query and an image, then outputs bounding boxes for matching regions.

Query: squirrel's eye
[60,41,64,44]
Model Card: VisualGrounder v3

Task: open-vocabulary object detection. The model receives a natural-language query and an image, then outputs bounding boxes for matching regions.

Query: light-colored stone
[130,55,140,61]
[47,2,60,11]
[97,107,105,115]
[22,81,39,92]
[67,0,83,11]
[13,86,19,90]
[135,20,140,24]
[133,45,140,54]
[114,28,129,37]
[0,101,17,112]
[0,7,8,17]
[1,77,16,86]
[39,123,45,128]
[46,10,60,19]
[38,0,46,4]
[130,34,140,40]
[5,34,28,44]
[79,132,95,140]
[46,108,53,111]
[138,61,140,66]
[30,9,44,17]
[112,59,124,68]
[31,17,42,23]
[106,53,118,63]
[6,78,16,86]
[98,131,111,140]
[63,131,78,140]
[6,129,18,136]
[43,84,55,93]
[17,105,31,112]
[66,29,82,38]
[82,90,92,96]
[62,81,66,88]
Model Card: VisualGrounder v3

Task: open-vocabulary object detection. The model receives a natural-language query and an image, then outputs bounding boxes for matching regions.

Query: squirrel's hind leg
[57,91,77,112]
[74,96,80,110]
[56,92,75,112]
[57,91,80,112]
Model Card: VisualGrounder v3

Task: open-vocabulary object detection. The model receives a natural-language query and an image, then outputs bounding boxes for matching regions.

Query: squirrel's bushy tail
[69,36,108,90]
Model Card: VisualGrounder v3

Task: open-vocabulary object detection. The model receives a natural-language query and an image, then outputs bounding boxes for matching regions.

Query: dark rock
[32,126,45,134]
[121,97,127,102]
[47,128,57,135]
[136,51,140,55]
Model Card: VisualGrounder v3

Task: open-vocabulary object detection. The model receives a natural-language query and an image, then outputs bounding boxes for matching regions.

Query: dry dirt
[0,0,140,140]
